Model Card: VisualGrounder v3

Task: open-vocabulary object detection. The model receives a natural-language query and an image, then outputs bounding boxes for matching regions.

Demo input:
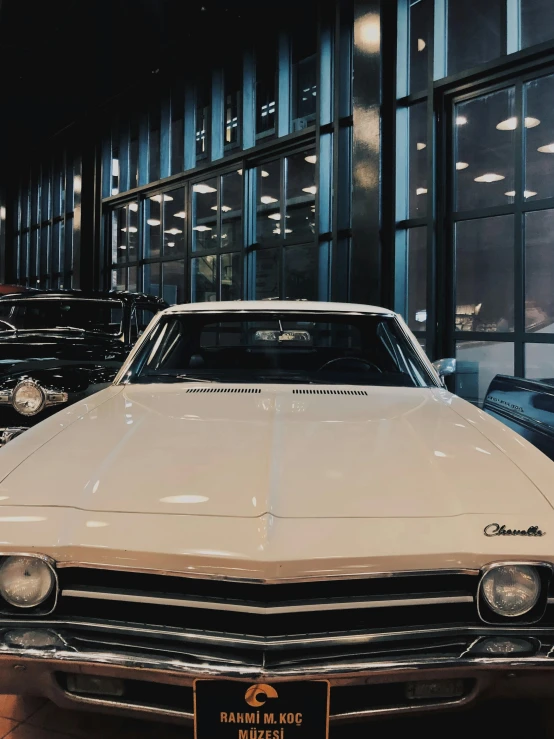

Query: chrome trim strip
[61,588,473,614]
[4,618,554,650]
[53,562,481,584]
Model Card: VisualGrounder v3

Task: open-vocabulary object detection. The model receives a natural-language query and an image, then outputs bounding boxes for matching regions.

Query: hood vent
[292,389,368,396]
[185,387,262,394]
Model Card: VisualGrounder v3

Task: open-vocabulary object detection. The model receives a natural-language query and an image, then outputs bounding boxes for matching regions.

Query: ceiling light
[538,143,554,153]
[121,226,138,233]
[505,190,537,198]
[173,211,186,218]
[147,219,161,226]
[210,205,232,212]
[237,169,243,175]
[164,228,182,235]
[456,162,469,170]
[261,196,278,204]
[416,187,427,195]
[496,116,541,131]
[128,202,138,212]
[112,159,120,177]
[302,186,317,195]
[261,170,269,178]
[474,173,505,183]
[305,155,317,164]
[118,245,127,250]
[455,116,468,125]
[150,194,174,203]
[193,183,217,194]
[168,242,175,247]
[417,38,426,51]
[416,142,426,150]
[268,213,281,221]
[273,228,281,235]
[111,188,119,196]
[285,228,293,234]
[193,225,212,231]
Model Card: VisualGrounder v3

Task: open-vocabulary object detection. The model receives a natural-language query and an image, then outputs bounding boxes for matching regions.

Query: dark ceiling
[0,0,314,159]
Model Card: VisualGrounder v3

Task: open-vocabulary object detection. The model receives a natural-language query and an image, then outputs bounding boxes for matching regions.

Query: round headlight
[12,381,44,416]
[481,564,541,618]
[0,557,55,608]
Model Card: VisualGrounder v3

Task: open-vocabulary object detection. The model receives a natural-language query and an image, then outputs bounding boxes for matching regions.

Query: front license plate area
[194,679,330,739]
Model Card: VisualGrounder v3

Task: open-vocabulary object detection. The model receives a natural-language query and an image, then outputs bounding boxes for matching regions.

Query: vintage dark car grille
[43,568,483,665]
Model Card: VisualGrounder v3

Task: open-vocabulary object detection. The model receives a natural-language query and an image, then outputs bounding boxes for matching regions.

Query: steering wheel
[317,357,382,373]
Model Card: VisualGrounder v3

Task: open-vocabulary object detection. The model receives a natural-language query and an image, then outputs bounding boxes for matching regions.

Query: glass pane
[256,45,276,135]
[407,226,427,331]
[448,0,503,76]
[286,151,316,243]
[163,260,185,305]
[522,0,554,49]
[113,207,128,265]
[130,120,139,190]
[221,253,241,300]
[526,343,554,380]
[21,184,29,230]
[455,89,515,212]
[196,78,211,159]
[255,248,279,299]
[192,178,218,250]
[284,245,317,300]
[163,188,185,257]
[455,215,514,332]
[221,172,242,249]
[525,74,554,201]
[128,266,138,293]
[456,340,514,405]
[52,221,60,275]
[52,161,62,219]
[128,203,138,261]
[112,267,126,291]
[144,262,161,297]
[256,161,280,243]
[40,226,48,276]
[171,86,184,174]
[31,178,39,226]
[149,104,161,183]
[410,0,432,93]
[41,167,50,222]
[525,209,554,332]
[224,68,241,148]
[409,103,428,218]
[145,196,162,259]
[111,141,119,196]
[292,24,317,125]
[192,255,217,302]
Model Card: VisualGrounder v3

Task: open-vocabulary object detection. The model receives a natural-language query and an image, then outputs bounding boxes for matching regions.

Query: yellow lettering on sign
[220,712,227,723]
[264,713,275,724]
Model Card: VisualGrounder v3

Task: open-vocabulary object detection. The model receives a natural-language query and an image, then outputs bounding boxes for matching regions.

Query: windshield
[0,299,124,335]
[127,312,434,388]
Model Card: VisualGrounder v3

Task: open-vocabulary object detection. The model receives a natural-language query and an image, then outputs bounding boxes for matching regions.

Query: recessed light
[474,173,505,183]
[302,186,317,195]
[121,227,138,233]
[525,117,540,128]
[193,183,217,194]
[455,116,468,125]
[505,190,537,198]
[416,142,426,151]
[168,242,175,247]
[112,159,120,177]
[456,162,469,170]
[416,187,427,195]
[164,228,182,235]
[418,38,426,51]
[118,245,127,250]
[193,225,212,231]
[268,213,281,221]
[305,155,317,164]
[237,169,243,175]
[496,117,517,131]
[173,211,186,218]
[210,205,232,212]
[147,219,161,226]
[128,202,138,212]
[150,194,174,203]
[260,196,278,204]
[504,191,516,197]
[538,143,554,153]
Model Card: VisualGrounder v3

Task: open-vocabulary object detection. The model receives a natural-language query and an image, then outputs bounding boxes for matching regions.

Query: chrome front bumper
[3,624,554,725]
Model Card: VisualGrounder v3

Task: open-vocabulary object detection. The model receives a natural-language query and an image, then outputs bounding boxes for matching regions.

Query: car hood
[0,384,551,520]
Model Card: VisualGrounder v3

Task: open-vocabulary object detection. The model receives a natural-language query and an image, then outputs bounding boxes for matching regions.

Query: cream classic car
[0,300,553,735]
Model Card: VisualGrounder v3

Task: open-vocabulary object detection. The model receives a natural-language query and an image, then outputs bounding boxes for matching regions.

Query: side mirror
[432,358,456,378]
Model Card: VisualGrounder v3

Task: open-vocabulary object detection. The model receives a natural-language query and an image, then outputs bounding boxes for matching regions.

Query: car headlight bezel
[478,561,551,625]
[0,554,58,615]
[11,380,46,417]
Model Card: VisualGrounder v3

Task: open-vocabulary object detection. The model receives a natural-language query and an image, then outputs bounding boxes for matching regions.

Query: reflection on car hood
[0,384,551,520]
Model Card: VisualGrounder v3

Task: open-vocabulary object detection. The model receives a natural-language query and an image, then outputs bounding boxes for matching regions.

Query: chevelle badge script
[484,523,545,537]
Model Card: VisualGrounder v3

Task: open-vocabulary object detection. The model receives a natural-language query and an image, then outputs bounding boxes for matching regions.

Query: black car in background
[483,374,554,461]
[0,290,167,445]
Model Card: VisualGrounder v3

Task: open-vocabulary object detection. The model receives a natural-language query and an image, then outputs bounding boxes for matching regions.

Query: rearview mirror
[432,358,456,378]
